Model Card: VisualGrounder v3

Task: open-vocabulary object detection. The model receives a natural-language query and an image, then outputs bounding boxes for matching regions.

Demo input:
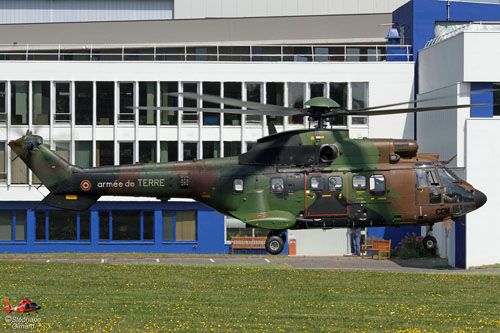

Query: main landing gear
[265,230,286,255]
[423,225,437,251]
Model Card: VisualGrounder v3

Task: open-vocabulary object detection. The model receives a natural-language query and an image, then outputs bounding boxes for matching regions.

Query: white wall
[288,229,350,255]
[174,0,409,19]
[465,119,500,268]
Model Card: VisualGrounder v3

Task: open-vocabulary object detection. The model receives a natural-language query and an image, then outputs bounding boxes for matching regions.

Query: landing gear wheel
[423,235,437,250]
[266,235,285,255]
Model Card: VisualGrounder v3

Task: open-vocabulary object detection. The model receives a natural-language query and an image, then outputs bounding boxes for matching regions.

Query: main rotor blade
[130,106,299,116]
[171,92,300,113]
[348,103,488,116]
[350,88,499,112]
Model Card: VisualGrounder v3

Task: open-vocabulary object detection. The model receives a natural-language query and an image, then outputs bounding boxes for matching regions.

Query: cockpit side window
[426,169,440,186]
[416,169,428,188]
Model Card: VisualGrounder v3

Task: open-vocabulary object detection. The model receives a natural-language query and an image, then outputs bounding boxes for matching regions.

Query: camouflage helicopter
[9,93,488,255]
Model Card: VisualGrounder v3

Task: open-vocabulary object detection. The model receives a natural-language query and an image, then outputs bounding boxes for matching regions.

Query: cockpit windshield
[437,167,460,185]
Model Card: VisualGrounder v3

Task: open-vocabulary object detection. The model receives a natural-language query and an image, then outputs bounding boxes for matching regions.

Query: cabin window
[369,175,386,196]
[329,176,343,191]
[426,169,440,186]
[416,169,427,188]
[271,178,284,193]
[310,176,323,191]
[352,175,366,191]
[233,179,244,193]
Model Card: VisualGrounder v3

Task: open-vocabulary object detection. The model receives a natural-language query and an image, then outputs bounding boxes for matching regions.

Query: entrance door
[415,168,442,217]
[305,173,348,217]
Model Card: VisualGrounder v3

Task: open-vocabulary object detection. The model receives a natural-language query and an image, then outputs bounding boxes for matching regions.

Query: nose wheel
[423,225,437,251]
[265,231,286,255]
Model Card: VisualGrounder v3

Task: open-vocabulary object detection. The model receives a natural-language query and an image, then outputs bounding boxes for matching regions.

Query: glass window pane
[233,179,243,193]
[15,211,26,241]
[160,82,178,125]
[11,81,28,125]
[494,83,500,116]
[139,82,156,125]
[288,83,304,124]
[329,82,348,125]
[0,142,5,182]
[245,83,262,124]
[182,83,198,124]
[176,210,197,241]
[160,141,178,162]
[203,141,220,159]
[271,178,284,193]
[97,82,114,125]
[49,211,77,240]
[80,211,90,240]
[99,211,110,240]
[0,211,12,240]
[139,141,156,163]
[224,141,241,157]
[311,176,324,191]
[35,211,46,240]
[75,141,92,168]
[55,141,70,161]
[55,83,70,122]
[328,176,343,191]
[112,210,141,240]
[352,82,369,109]
[224,82,241,126]
[143,211,154,240]
[119,83,134,123]
[120,142,134,165]
[75,82,93,125]
[11,151,28,184]
[32,81,50,125]
[96,141,114,166]
[202,82,220,125]
[163,210,174,241]
[266,82,284,125]
[353,175,367,191]
[310,83,325,98]
[183,142,197,161]
[369,175,386,196]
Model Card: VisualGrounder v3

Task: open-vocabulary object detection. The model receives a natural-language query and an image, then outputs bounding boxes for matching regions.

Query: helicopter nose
[475,190,487,209]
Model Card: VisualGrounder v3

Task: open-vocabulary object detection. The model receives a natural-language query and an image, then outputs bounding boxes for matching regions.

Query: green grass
[0,261,498,332]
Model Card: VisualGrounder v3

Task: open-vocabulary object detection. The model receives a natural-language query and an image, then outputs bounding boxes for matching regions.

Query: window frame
[328,175,343,191]
[352,175,367,191]
[369,174,386,197]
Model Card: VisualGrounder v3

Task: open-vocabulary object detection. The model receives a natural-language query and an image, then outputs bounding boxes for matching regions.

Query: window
[224,141,241,157]
[0,211,26,241]
[120,142,134,165]
[494,83,500,116]
[311,176,323,191]
[202,82,220,125]
[0,142,5,182]
[353,175,367,191]
[437,168,460,186]
[182,83,198,124]
[246,142,256,152]
[119,83,134,123]
[75,82,93,125]
[183,142,197,161]
[266,82,284,125]
[0,82,5,123]
[139,82,156,125]
[310,83,325,98]
[160,141,178,162]
[288,83,305,124]
[32,81,50,125]
[11,151,28,184]
[416,169,427,188]
[55,83,70,122]
[160,82,178,125]
[329,83,347,126]
[426,169,440,186]
[163,211,174,241]
[245,83,262,124]
[271,178,284,193]
[99,210,153,241]
[96,141,114,166]
[224,82,241,126]
[328,176,343,191]
[139,141,156,163]
[203,141,220,159]
[233,179,244,193]
[99,211,110,240]
[75,141,92,168]
[96,82,114,125]
[11,81,28,125]
[176,210,197,241]
[369,175,386,196]
[35,210,88,241]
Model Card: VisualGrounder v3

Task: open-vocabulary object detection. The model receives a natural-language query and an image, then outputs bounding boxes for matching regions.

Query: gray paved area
[2,254,498,273]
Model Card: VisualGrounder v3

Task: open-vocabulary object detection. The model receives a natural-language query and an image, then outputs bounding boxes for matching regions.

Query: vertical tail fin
[4,299,11,314]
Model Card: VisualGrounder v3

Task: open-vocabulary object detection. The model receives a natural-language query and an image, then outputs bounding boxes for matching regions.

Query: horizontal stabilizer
[41,193,100,211]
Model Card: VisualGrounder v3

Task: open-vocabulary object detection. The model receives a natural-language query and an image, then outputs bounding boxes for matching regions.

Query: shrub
[391,232,437,259]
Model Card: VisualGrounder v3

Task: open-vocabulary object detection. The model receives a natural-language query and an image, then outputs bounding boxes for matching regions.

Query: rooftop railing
[0,44,413,62]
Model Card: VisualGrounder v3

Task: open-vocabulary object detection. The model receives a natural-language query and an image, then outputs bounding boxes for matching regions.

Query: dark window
[288,83,305,124]
[203,141,220,159]
[160,82,178,125]
[96,141,114,166]
[35,211,46,240]
[119,83,134,123]
[11,81,28,125]
[328,176,343,191]
[224,141,241,157]
[494,83,500,116]
[112,210,141,241]
[49,211,77,240]
[120,142,134,165]
[143,211,154,240]
[266,82,284,125]
[310,83,325,98]
[163,211,174,241]
[0,82,5,122]
[75,141,92,168]
[80,211,90,240]
[182,83,198,124]
[99,211,110,240]
[0,211,12,240]
[329,82,347,126]
[183,142,197,161]
[139,141,156,163]
[202,82,220,125]
[245,83,262,124]
[369,175,386,196]
[160,141,178,162]
[32,81,50,125]
[271,178,284,193]
[55,83,70,122]
[139,82,156,125]
[96,82,114,125]
[75,82,93,125]
[353,175,367,191]
[224,82,241,126]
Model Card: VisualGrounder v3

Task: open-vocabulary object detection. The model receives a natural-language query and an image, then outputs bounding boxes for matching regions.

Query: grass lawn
[0,260,498,332]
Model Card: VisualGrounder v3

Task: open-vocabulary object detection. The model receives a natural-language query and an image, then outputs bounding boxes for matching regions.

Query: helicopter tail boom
[4,299,12,314]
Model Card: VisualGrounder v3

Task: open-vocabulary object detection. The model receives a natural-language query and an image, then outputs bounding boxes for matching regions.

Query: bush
[391,232,437,259]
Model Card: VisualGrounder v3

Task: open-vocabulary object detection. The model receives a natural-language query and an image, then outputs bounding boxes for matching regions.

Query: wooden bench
[361,239,391,260]
[231,236,267,254]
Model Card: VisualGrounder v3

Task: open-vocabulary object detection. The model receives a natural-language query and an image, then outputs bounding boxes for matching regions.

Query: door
[305,173,348,217]
[415,168,442,217]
